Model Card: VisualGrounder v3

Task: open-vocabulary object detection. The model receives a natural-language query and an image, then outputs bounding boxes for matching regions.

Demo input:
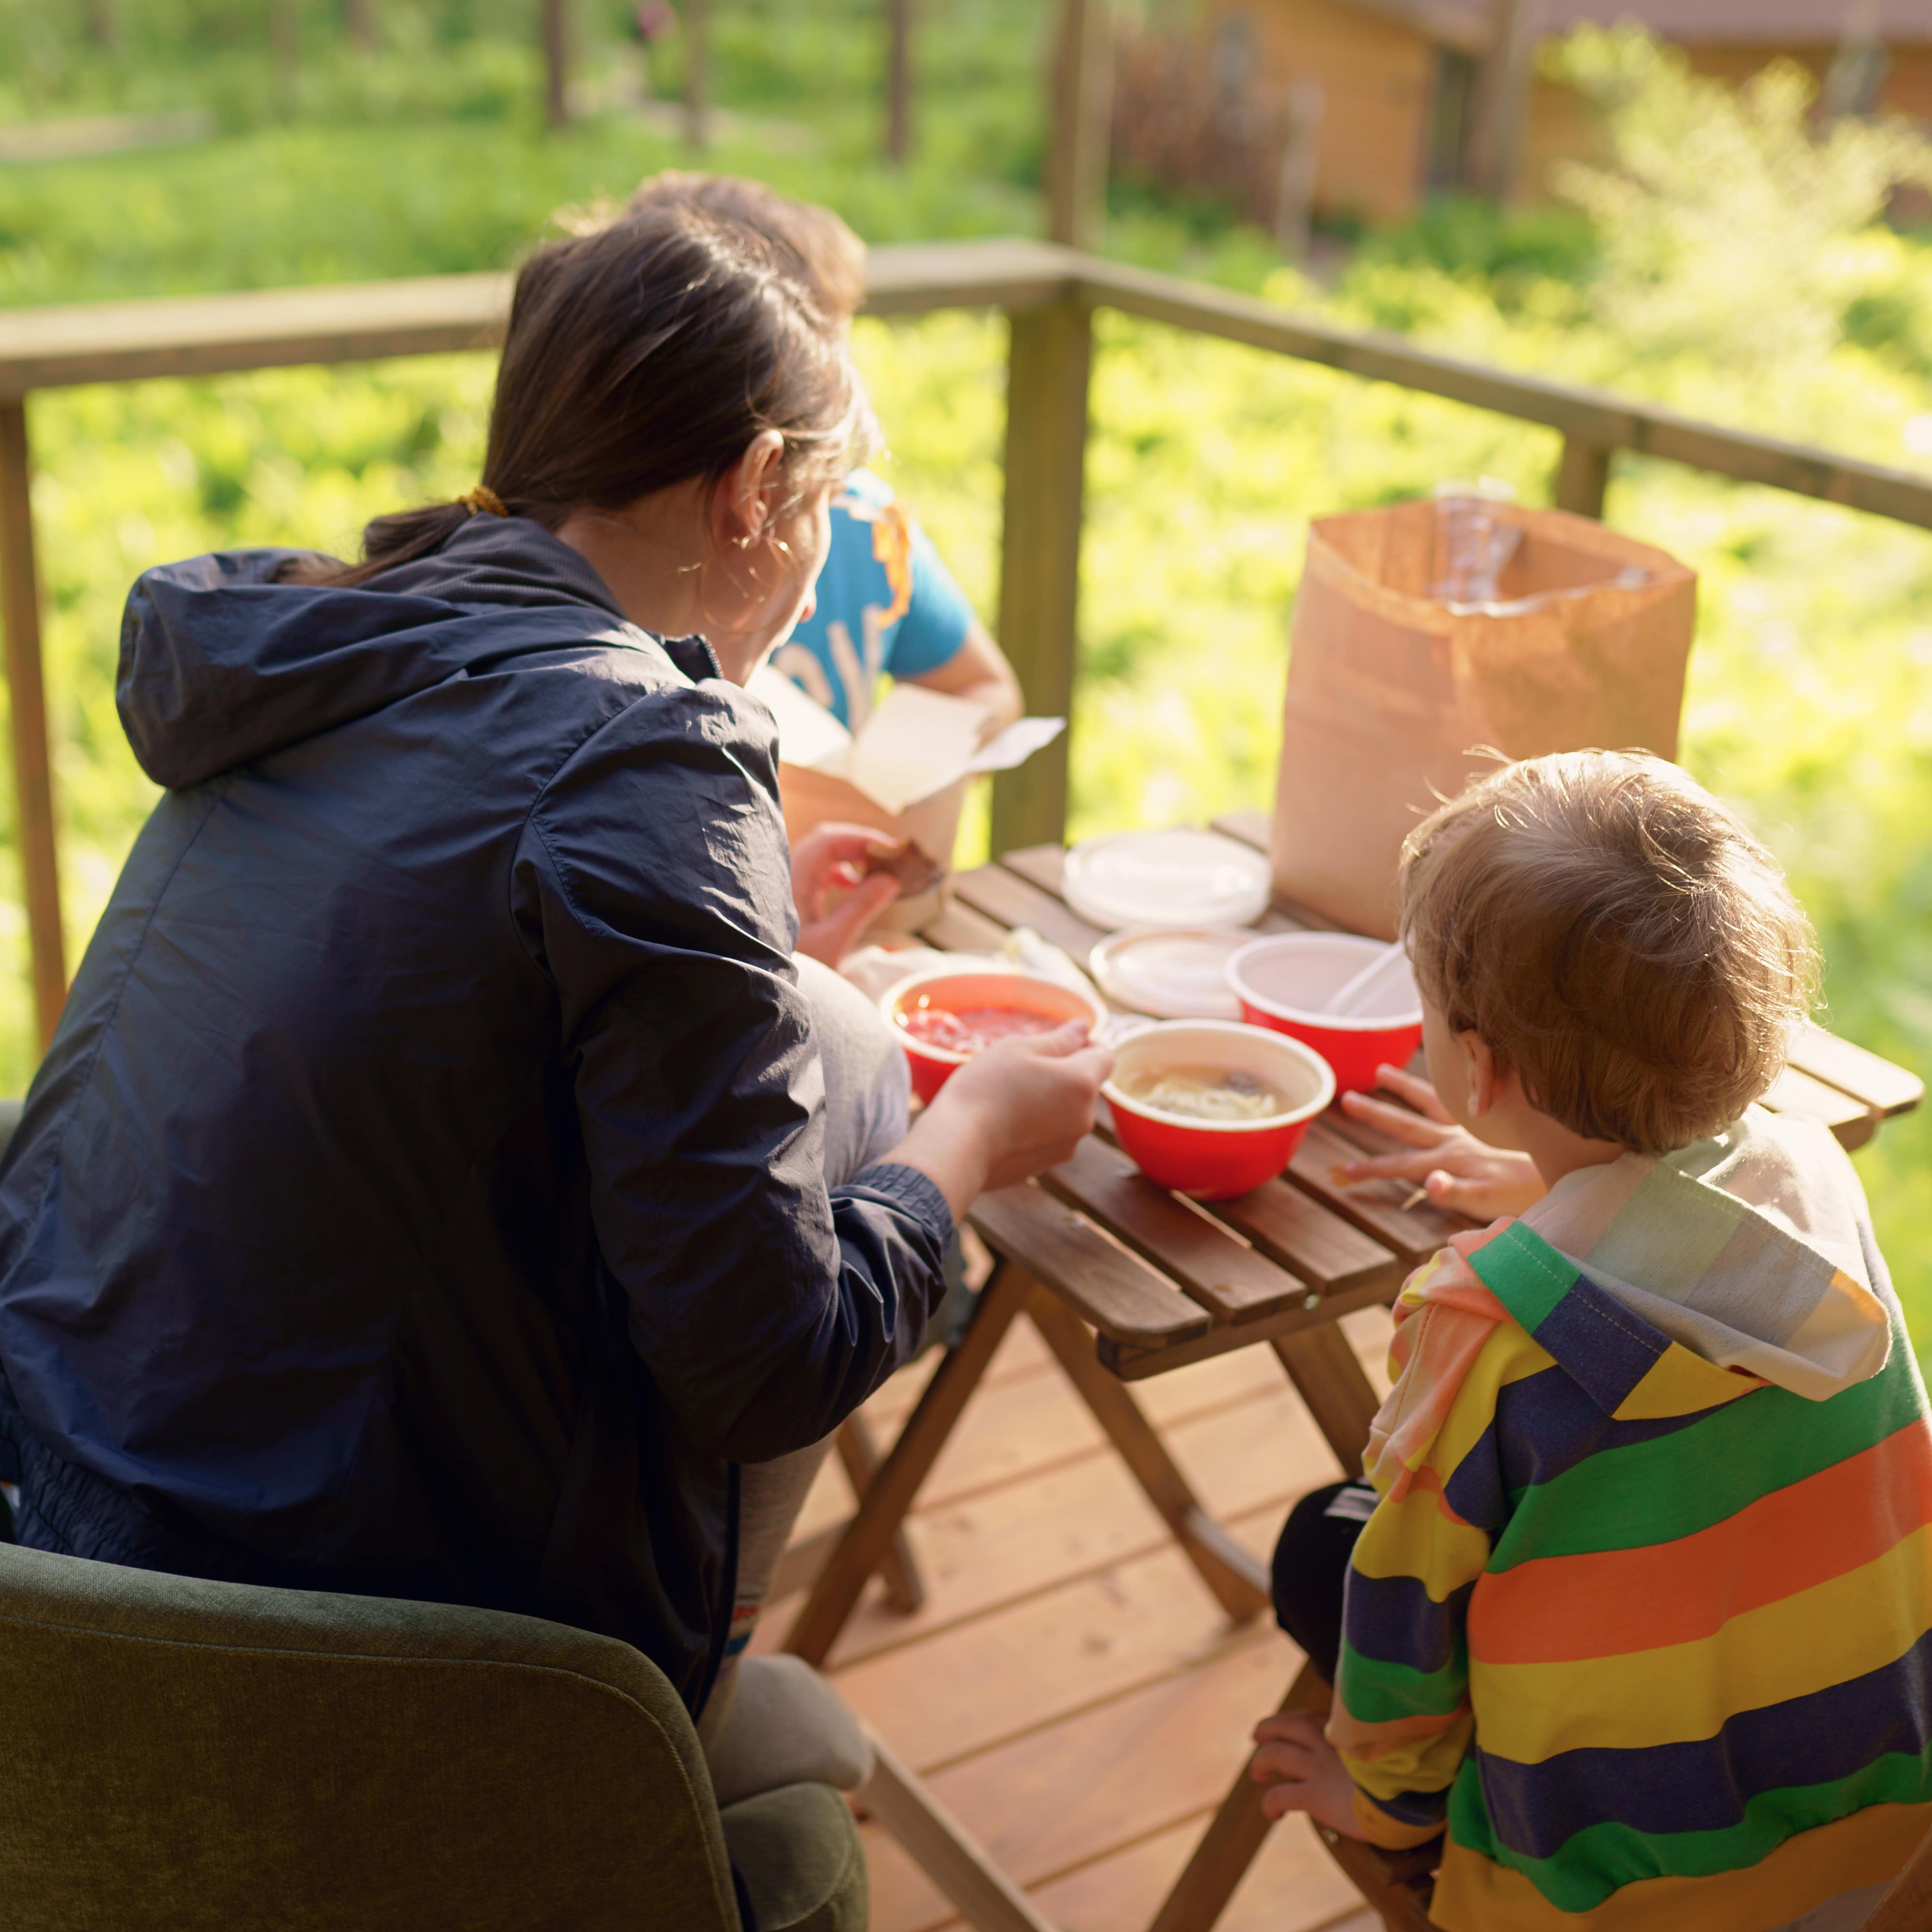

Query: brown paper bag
[1270,500,1697,939]
[778,762,967,935]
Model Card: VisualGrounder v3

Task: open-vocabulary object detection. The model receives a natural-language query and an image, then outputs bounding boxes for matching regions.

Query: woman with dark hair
[0,208,1109,1739]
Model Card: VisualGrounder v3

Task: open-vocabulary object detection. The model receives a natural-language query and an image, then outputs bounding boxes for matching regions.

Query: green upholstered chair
[0,1541,866,1932]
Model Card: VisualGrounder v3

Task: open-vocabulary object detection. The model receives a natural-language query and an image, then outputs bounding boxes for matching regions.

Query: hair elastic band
[460,484,508,517]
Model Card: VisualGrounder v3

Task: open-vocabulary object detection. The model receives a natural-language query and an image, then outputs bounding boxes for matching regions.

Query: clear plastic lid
[1088,927,1250,1020]
[1063,829,1272,933]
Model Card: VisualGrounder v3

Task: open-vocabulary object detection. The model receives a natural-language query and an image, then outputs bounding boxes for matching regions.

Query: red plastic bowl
[1103,1021,1335,1201]
[882,967,1108,1105]
[1225,934,1423,1096]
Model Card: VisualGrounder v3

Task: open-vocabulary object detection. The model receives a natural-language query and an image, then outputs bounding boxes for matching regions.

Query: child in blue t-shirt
[773,468,982,730]
[626,171,1023,737]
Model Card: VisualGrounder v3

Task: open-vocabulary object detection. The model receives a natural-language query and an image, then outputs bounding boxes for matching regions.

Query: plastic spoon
[1323,944,1414,1020]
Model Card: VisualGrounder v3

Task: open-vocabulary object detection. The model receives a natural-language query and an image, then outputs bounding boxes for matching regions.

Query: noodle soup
[1114,1064,1289,1123]
[1103,1020,1334,1200]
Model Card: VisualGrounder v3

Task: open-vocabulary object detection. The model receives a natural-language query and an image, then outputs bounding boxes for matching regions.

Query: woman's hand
[888,1021,1114,1222]
[1249,1710,1367,1836]
[791,823,902,966]
[1338,1064,1545,1220]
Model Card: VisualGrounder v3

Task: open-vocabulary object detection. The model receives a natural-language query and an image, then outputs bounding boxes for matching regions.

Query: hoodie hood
[1517,1106,1890,1401]
[1365,1107,1892,1496]
[116,516,707,790]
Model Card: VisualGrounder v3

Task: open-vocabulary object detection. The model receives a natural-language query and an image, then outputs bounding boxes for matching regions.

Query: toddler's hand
[1249,1709,1367,1838]
[1338,1063,1545,1219]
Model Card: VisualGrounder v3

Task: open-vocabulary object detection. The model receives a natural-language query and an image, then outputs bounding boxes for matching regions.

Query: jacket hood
[1519,1106,1890,1400]
[117,517,689,789]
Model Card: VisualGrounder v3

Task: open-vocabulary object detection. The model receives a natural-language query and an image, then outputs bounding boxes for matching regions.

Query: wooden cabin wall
[1200,2,1932,227]
[1203,0,1438,225]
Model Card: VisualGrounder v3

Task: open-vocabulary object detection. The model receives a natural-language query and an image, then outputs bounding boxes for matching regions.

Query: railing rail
[1,235,1930,1044]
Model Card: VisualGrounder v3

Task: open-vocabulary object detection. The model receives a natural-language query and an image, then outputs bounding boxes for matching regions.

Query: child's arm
[1326,1475,1491,1848]
[1253,1249,1517,1847]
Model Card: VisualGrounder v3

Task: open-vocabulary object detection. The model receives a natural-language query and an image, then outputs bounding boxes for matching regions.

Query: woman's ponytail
[285,501,471,588]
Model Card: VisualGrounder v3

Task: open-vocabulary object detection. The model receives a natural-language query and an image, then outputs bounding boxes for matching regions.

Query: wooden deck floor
[750,1294,1402,1932]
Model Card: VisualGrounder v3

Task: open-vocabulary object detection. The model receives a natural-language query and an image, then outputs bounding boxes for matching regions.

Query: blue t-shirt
[773,469,976,727]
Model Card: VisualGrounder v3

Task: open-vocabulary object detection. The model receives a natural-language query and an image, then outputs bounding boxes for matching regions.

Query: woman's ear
[714,431,786,549]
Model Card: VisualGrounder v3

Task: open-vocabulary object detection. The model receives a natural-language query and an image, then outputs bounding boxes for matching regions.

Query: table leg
[1149,1662,1438,1932]
[1271,1325,1380,1476]
[1025,1285,1270,1623]
[837,1414,928,1615]
[783,1257,1031,1667]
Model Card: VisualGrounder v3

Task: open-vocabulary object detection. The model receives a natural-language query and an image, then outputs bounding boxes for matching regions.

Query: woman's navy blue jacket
[0,517,951,1714]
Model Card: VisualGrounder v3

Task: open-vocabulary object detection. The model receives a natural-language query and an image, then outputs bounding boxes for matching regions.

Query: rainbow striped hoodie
[1333,1108,1932,1931]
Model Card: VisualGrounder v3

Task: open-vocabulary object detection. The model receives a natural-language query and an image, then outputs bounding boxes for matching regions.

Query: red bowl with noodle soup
[1103,1020,1335,1200]
[883,967,1108,1104]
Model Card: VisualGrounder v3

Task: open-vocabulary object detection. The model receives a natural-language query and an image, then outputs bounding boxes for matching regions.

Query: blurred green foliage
[1,17,1932,1344]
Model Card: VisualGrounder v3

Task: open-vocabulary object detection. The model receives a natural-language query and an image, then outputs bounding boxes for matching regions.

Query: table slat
[1039,1135,1309,1324]
[1788,1022,1923,1119]
[952,861,1110,964]
[1090,1115,1404,1299]
[997,843,1076,898]
[1210,815,1921,1130]
[969,1180,1213,1348]
[1096,1274,1404,1380]
[1203,1179,1404,1302]
[919,897,1011,955]
[1209,810,1272,852]
[1762,1064,1876,1151]
[1288,1120,1463,1268]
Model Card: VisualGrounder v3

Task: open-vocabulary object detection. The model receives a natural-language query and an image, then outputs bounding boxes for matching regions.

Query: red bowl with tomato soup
[1103,1021,1334,1200]
[883,968,1108,1104]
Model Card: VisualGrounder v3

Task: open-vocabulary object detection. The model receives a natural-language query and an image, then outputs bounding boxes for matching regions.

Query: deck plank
[908,1638,1330,1903]
[842,1327,1316,1524]
[768,1394,1341,1670]
[1027,1815,1375,1932]
[828,1540,1270,1770]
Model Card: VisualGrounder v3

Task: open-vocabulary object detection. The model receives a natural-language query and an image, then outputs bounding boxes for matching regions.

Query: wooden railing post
[683,0,712,149]
[0,400,66,1051]
[540,0,572,129]
[1554,435,1611,520]
[1467,0,1539,204]
[991,298,1093,855]
[885,0,913,165]
[1046,0,1113,250]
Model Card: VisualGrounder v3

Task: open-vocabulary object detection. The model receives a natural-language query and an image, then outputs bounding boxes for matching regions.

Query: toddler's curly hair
[1399,751,1820,1155]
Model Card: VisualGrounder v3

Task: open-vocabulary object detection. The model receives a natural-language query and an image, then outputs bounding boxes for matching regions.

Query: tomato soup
[897,1004,1065,1056]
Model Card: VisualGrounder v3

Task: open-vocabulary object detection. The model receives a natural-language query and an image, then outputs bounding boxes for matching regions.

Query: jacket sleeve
[1330,1301,1520,1849]
[510,679,951,1465]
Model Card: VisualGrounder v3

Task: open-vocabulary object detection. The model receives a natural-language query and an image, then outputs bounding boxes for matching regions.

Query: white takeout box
[750,665,1066,932]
